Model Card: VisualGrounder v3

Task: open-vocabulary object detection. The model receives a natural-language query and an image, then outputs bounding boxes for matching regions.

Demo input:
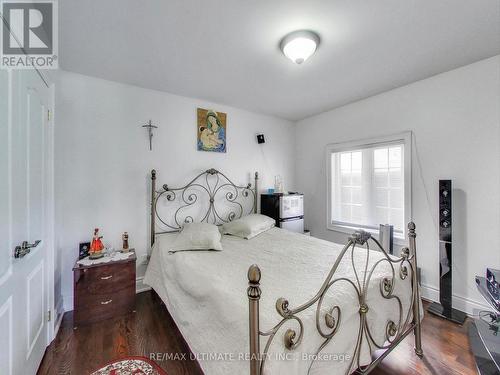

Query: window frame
[326,132,412,243]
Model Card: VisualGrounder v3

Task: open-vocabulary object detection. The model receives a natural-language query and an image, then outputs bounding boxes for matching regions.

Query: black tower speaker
[428,180,467,324]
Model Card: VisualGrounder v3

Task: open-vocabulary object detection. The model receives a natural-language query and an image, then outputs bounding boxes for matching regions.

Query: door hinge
[47,310,51,322]
[47,109,51,121]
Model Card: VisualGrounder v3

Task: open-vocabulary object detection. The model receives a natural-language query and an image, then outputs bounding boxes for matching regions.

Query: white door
[0,68,52,375]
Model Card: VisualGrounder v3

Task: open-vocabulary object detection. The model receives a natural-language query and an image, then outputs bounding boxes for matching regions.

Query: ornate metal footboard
[247,222,423,375]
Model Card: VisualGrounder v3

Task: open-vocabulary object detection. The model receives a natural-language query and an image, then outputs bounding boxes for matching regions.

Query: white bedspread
[144,228,415,375]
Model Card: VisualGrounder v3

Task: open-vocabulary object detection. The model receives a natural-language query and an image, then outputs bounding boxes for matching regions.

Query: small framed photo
[79,242,91,259]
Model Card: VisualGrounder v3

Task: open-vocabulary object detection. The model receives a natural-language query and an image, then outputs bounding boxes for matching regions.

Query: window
[327,133,411,239]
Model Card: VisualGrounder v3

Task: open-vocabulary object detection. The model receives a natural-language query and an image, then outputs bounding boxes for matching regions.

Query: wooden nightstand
[73,251,136,327]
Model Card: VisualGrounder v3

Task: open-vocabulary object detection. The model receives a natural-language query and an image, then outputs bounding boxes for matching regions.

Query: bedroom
[0,1,499,374]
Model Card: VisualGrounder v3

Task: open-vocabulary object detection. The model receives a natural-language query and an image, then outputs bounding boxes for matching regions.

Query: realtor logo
[1,0,58,69]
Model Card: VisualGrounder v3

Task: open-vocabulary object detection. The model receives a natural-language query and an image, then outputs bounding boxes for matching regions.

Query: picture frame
[79,242,91,260]
[197,108,227,153]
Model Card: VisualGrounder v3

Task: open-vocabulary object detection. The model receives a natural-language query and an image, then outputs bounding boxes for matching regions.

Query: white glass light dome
[280,30,320,64]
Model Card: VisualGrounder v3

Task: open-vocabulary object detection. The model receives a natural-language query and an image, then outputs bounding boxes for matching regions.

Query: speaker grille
[439,180,452,242]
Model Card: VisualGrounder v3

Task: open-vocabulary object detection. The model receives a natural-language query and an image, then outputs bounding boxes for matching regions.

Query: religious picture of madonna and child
[197,108,227,153]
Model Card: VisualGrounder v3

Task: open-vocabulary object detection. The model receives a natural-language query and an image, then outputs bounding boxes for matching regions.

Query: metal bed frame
[149,168,423,375]
[150,168,258,245]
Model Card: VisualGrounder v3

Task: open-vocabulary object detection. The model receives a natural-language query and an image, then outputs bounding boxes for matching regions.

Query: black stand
[468,277,500,374]
[428,302,467,324]
[427,180,467,325]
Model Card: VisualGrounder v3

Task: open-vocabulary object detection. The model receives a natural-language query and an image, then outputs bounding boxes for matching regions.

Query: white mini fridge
[261,194,304,234]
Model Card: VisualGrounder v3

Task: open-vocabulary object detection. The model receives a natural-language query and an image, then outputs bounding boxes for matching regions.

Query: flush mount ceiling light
[280,30,320,64]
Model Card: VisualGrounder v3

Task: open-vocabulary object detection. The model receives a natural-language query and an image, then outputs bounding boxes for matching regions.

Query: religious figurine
[89,228,104,259]
[122,232,129,251]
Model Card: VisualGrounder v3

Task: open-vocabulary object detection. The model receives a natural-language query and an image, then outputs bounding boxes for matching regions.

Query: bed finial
[247,264,261,375]
[248,264,261,286]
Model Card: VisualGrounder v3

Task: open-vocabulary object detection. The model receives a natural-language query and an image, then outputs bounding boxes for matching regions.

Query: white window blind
[327,133,411,238]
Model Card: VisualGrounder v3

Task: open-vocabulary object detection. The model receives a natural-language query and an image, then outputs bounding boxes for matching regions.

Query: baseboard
[63,294,73,312]
[53,298,64,338]
[136,276,151,293]
[420,283,490,316]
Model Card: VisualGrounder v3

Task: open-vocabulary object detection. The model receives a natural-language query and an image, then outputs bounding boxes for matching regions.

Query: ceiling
[59,0,500,121]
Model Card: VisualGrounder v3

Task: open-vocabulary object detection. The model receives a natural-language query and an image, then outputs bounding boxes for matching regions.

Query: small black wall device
[428,180,467,324]
[256,134,265,144]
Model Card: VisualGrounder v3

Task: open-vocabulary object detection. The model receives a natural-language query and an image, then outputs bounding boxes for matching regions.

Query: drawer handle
[101,299,113,305]
[100,275,113,280]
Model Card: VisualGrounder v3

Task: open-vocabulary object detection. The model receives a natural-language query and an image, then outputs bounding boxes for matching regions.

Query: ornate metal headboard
[150,168,258,246]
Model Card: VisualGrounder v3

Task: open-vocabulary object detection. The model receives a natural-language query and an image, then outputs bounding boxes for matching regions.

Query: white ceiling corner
[59,0,500,121]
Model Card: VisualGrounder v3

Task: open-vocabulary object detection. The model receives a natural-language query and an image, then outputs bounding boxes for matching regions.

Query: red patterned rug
[91,356,167,375]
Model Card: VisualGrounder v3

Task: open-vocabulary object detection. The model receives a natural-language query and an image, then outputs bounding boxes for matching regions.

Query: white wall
[55,56,500,315]
[295,56,500,314]
[55,71,295,311]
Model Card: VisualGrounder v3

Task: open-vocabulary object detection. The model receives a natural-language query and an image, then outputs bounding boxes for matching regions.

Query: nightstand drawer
[74,287,135,325]
[76,283,135,308]
[76,262,135,295]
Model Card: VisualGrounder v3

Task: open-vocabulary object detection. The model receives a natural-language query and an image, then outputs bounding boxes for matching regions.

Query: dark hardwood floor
[38,291,478,375]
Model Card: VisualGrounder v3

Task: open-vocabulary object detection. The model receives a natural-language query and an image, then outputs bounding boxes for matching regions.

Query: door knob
[14,240,41,258]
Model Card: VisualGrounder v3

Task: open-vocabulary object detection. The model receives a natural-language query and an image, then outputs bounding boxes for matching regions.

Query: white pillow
[222,214,275,239]
[170,223,222,252]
